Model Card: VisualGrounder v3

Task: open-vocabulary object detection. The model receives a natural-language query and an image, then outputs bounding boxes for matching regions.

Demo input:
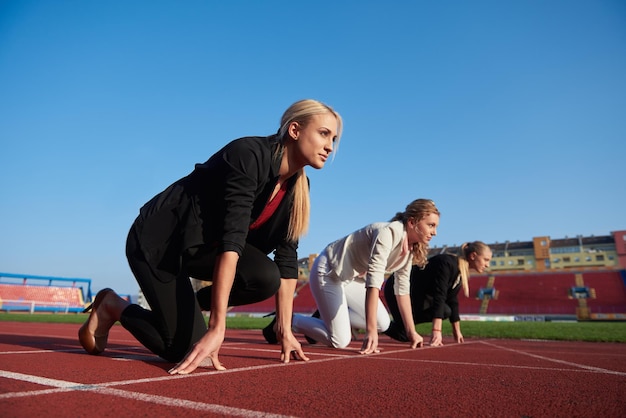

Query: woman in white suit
[286,199,440,354]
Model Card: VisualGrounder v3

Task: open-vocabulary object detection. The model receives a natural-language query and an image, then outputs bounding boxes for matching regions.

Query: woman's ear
[287,121,300,140]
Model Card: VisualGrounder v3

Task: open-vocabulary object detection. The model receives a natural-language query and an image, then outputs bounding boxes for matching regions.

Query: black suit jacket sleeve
[426,254,461,322]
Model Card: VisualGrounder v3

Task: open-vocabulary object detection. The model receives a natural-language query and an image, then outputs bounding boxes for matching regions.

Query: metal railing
[0,299,79,314]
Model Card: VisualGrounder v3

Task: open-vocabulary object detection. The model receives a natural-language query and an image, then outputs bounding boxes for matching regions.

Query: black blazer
[411,254,462,322]
[132,134,299,279]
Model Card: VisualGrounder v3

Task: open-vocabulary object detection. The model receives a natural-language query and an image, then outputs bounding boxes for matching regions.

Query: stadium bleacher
[459,275,490,314]
[462,270,626,319]
[484,272,580,315]
[227,270,626,320]
[0,273,91,313]
[583,270,626,315]
[2,268,623,320]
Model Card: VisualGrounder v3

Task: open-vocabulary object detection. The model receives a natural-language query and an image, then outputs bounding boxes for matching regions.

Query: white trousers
[292,251,391,348]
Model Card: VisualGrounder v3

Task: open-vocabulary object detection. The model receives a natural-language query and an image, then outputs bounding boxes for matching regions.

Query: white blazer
[323,221,413,295]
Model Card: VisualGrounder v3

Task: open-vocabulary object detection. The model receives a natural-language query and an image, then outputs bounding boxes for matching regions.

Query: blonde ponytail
[287,169,310,241]
[458,244,471,298]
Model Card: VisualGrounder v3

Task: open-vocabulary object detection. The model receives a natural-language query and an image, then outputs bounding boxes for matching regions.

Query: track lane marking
[480,340,626,376]
[376,356,626,375]
[0,370,293,417]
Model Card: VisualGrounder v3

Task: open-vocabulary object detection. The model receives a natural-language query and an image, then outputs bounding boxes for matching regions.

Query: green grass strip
[1,313,624,343]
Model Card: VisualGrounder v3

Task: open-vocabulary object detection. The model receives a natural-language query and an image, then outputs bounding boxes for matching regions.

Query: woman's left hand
[279,331,310,363]
[168,327,227,375]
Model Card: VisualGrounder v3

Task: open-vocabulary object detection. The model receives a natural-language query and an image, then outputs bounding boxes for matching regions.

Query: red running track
[0,321,625,417]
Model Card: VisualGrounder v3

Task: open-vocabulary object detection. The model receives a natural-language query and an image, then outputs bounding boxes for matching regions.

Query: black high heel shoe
[78,288,115,355]
[262,314,278,344]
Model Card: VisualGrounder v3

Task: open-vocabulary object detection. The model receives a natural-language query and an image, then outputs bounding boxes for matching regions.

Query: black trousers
[383,274,451,328]
[121,225,280,362]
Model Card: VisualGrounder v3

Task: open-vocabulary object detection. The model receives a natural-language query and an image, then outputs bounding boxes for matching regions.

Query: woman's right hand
[429,330,443,347]
[408,330,424,348]
[359,330,380,354]
[168,327,227,375]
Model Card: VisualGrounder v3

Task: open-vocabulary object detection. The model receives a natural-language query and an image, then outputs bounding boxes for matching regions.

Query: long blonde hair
[390,199,440,268]
[457,241,490,297]
[277,99,342,242]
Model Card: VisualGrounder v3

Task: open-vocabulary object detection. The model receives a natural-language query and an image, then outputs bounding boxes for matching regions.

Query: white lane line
[376,356,626,375]
[480,340,626,376]
[0,346,147,355]
[224,345,354,358]
[0,344,446,391]
[97,354,364,387]
[0,387,75,398]
[0,345,431,394]
[0,370,83,388]
[78,386,295,418]
[0,370,293,418]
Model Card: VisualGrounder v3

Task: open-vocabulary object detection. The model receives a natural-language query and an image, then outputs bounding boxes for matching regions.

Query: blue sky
[1,1,625,295]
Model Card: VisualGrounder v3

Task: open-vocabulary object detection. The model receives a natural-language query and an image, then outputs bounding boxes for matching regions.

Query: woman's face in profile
[470,250,492,273]
[407,213,439,245]
[289,112,338,170]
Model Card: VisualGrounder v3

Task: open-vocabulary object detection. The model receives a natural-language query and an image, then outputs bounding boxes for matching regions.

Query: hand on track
[359,331,380,354]
[409,331,424,348]
[279,331,309,363]
[168,328,227,375]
